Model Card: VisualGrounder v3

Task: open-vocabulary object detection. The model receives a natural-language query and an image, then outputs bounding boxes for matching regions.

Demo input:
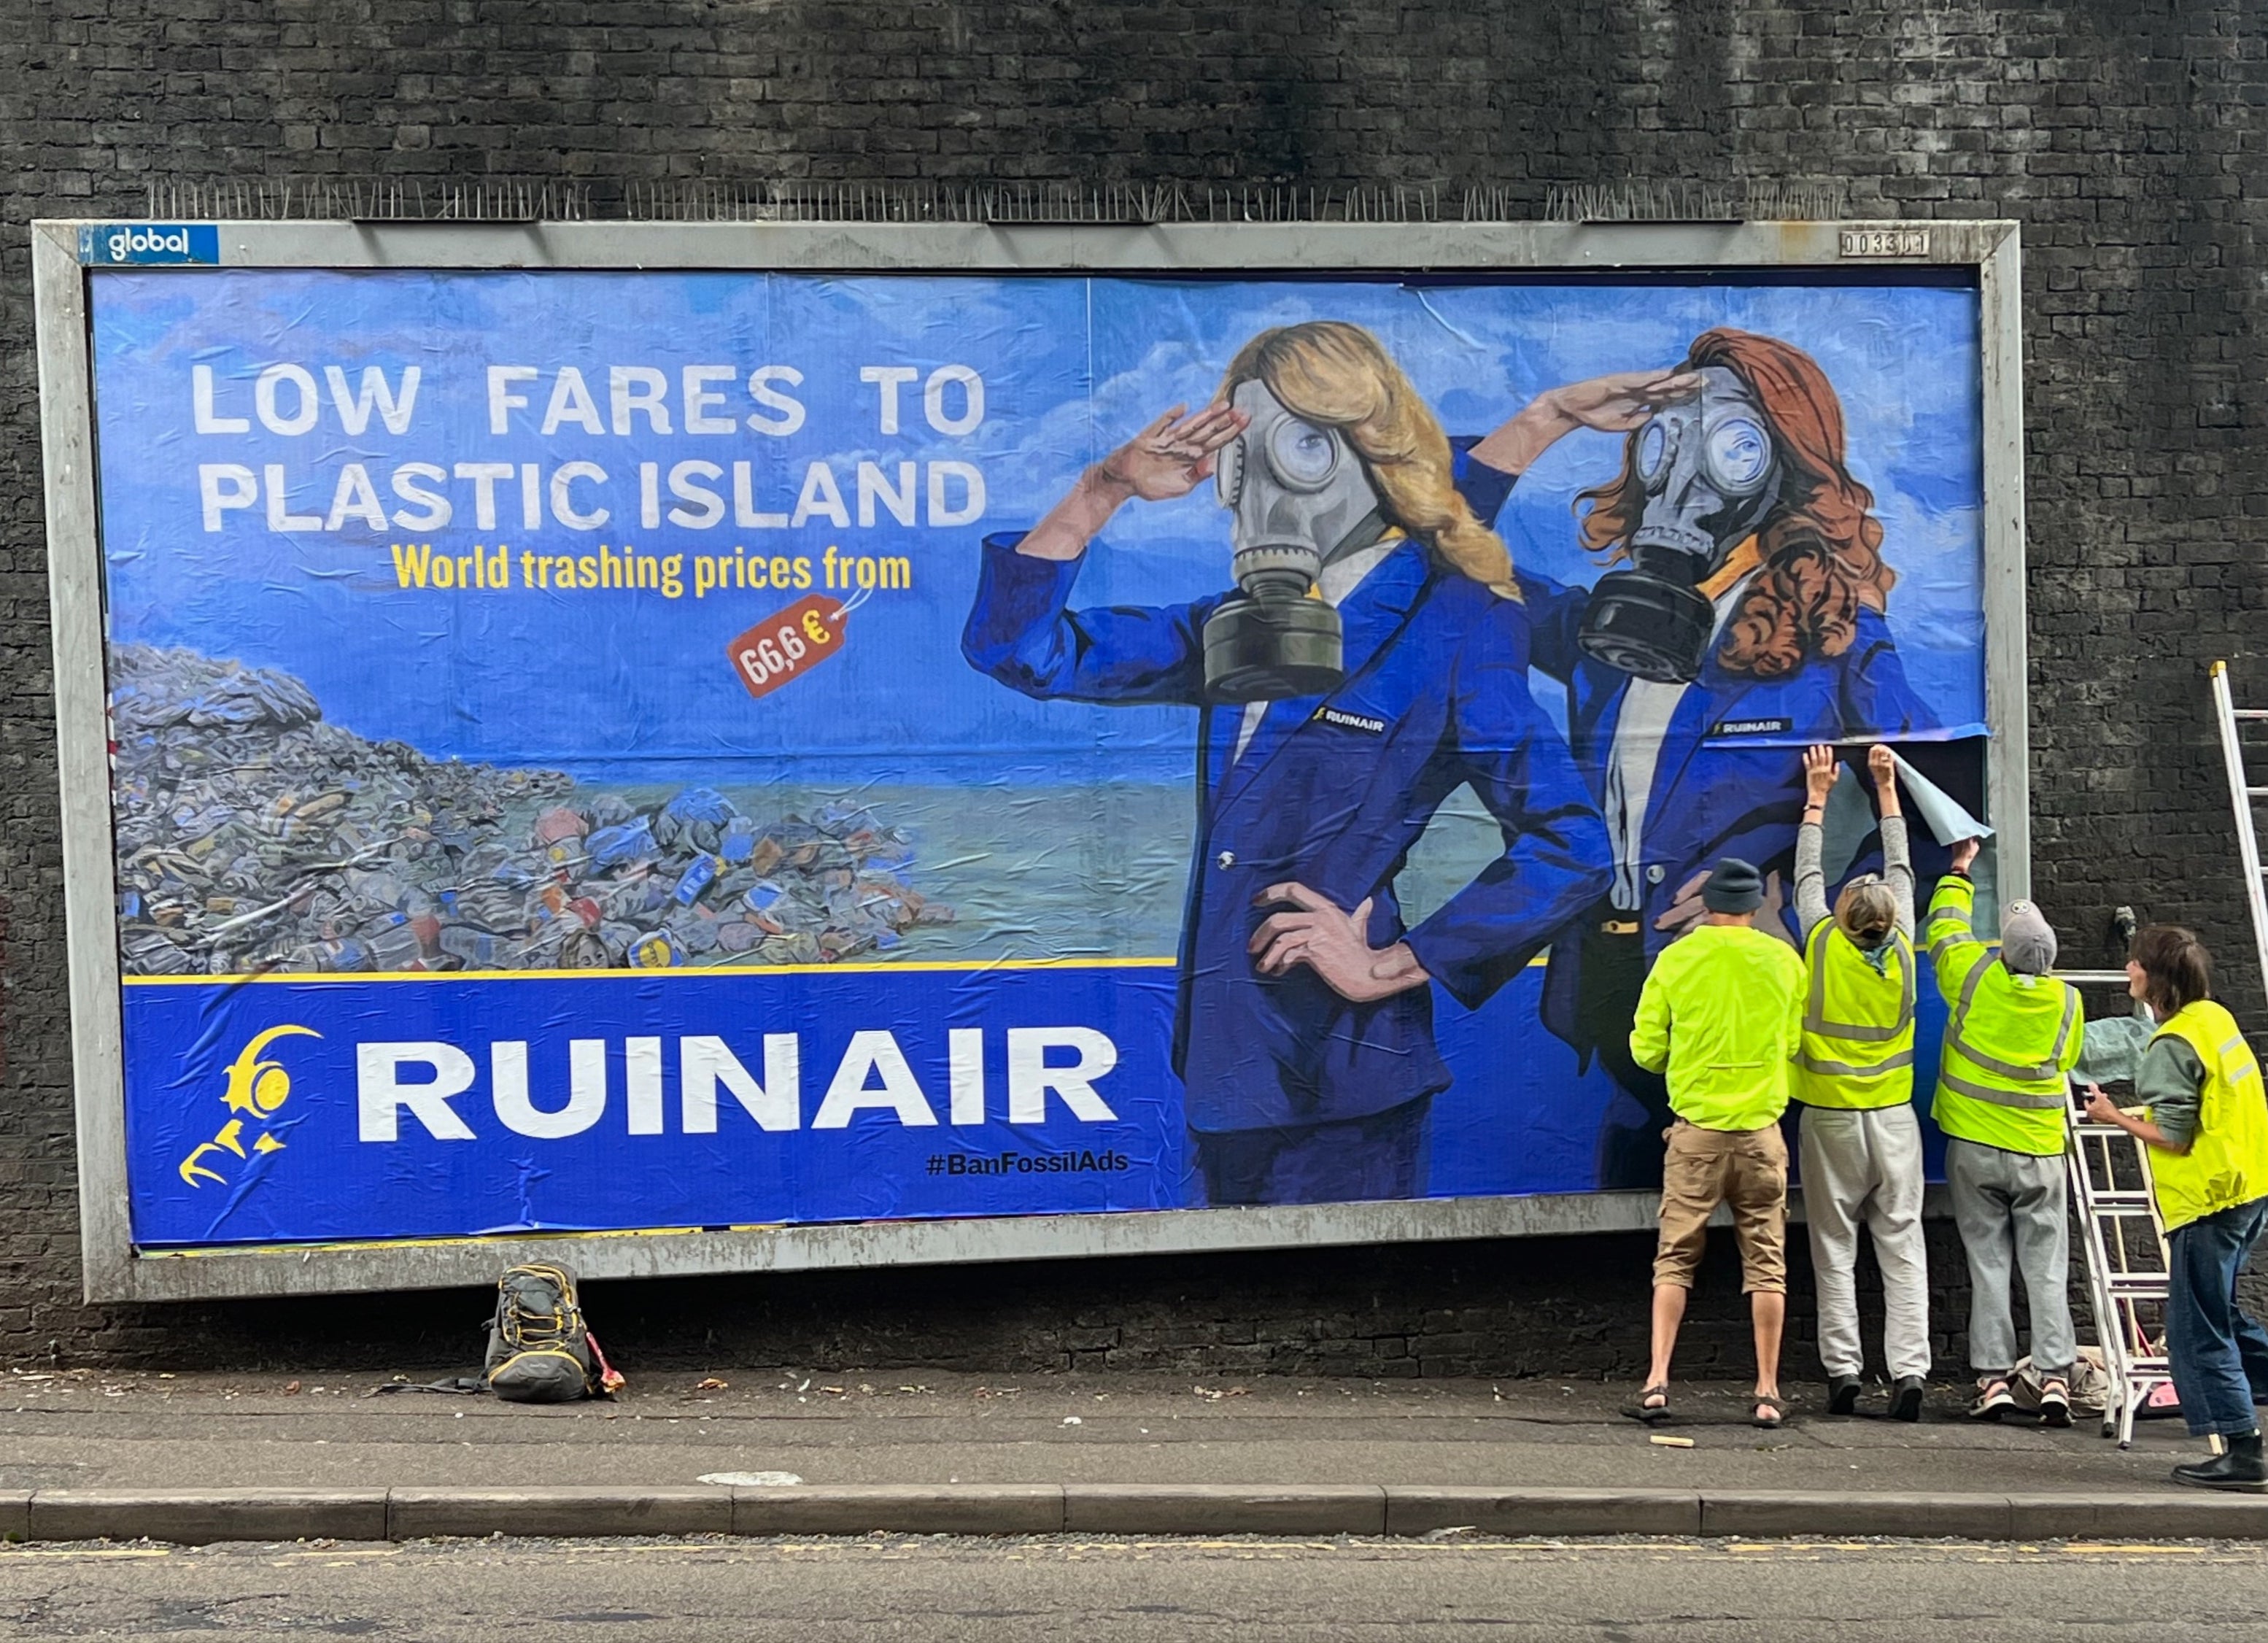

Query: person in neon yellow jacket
[1792,743,1927,1423]
[1926,841,2083,1425]
[1625,858,1807,1429]
[2086,926,2268,1491]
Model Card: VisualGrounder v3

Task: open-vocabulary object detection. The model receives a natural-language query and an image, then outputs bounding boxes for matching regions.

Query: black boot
[2173,1431,2268,1493]
[1890,1376,1926,1423]
[1827,1375,1862,1416]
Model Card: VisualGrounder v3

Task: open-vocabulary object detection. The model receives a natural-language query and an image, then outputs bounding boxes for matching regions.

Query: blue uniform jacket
[1458,451,1937,1051]
[961,533,1611,1134]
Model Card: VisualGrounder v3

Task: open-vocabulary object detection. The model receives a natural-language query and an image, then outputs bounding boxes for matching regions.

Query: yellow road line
[0,1547,174,1559]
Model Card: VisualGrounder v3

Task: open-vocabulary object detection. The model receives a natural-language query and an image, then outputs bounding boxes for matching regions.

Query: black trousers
[1574,908,1674,1191]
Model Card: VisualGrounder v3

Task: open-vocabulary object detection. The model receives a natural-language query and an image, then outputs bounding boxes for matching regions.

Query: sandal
[2037,1377,2073,1429]
[1622,1383,1673,1425]
[1752,1394,1788,1429]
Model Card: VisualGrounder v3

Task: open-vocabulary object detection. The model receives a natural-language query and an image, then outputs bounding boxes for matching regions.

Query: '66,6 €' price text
[728,592,848,700]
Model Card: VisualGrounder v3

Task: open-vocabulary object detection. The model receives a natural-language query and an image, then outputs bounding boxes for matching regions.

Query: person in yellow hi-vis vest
[1792,743,1927,1423]
[2086,927,2268,1491]
[1927,839,2083,1426]
[1625,859,1808,1430]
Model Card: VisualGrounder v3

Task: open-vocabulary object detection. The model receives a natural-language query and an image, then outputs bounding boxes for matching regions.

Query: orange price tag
[727,595,846,700]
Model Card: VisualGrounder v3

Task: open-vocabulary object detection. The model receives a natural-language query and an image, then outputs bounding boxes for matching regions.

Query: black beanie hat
[1703,857,1765,913]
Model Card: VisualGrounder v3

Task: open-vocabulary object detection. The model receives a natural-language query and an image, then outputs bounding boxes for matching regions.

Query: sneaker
[2037,1378,2072,1429]
[1827,1375,1862,1416]
[1890,1375,1925,1423]
[2174,1431,2268,1492]
[1969,1377,2016,1421]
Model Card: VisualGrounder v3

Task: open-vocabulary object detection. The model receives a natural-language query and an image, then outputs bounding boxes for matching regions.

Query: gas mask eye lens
[1636,420,1671,486]
[1265,417,1339,491]
[1705,416,1773,496]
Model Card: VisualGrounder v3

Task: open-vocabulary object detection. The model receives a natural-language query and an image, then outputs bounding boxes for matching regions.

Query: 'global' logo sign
[79,223,220,266]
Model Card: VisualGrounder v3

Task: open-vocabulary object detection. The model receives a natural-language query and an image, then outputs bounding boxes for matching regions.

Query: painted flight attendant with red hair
[1451,328,1939,1188]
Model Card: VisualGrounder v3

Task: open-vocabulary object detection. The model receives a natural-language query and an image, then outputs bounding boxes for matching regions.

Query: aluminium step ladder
[2063,1062,2173,1447]
[2210,659,2268,996]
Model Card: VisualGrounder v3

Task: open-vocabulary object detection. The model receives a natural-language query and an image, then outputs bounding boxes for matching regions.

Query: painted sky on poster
[91,269,1986,784]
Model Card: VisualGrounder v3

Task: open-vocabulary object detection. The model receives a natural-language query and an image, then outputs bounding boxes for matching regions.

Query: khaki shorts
[1653,1119,1789,1294]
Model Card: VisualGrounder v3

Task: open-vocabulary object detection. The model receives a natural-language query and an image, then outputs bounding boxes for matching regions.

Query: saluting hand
[1096,402,1247,503]
[1546,368,1705,433]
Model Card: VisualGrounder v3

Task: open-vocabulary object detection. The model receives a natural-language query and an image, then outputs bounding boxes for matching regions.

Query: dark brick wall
[0,0,2259,1375]
[3,1222,1978,1388]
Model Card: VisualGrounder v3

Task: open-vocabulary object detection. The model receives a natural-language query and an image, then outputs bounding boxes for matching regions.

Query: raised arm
[1466,371,1699,684]
[1923,840,1990,997]
[1794,744,1837,938]
[962,403,1246,705]
[961,542,1216,704]
[1467,369,1703,478]
[1869,743,1915,938]
[1014,402,1245,562]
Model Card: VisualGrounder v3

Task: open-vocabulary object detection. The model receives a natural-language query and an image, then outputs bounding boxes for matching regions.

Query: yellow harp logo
[177,1024,321,1188]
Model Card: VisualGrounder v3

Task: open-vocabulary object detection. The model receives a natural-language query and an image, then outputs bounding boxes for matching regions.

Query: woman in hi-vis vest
[2086,927,2268,1492]
[1791,743,1927,1423]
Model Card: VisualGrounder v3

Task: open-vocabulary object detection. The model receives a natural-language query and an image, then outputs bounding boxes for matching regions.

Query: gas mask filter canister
[1201,379,1385,701]
[1577,366,1781,685]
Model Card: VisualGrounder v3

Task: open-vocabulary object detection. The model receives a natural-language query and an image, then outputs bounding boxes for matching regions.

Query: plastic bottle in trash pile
[364,913,426,971]
[439,926,504,968]
[673,854,722,906]
[587,816,657,871]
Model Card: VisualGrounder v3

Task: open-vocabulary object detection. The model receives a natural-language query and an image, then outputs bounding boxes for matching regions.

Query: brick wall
[0,0,2258,1375]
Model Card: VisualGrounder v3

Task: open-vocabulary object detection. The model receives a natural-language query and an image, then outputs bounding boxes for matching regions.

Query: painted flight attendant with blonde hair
[963,321,1610,1207]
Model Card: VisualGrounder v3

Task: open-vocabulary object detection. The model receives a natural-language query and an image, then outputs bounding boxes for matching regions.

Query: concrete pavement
[0,1365,2251,1543]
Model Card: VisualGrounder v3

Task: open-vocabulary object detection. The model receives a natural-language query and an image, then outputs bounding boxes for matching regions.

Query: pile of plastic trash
[109,645,950,976]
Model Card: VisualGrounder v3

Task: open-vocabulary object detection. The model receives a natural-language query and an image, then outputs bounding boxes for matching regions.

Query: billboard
[39,219,2027,1298]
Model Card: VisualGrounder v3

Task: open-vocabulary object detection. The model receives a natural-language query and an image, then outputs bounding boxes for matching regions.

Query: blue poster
[90,267,1990,1248]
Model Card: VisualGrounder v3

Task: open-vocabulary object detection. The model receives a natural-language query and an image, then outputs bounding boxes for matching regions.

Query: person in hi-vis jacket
[962,322,1610,1208]
[1457,328,1938,1189]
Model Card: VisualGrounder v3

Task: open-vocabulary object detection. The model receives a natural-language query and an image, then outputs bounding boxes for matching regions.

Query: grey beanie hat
[2000,900,2057,975]
[1703,858,1765,914]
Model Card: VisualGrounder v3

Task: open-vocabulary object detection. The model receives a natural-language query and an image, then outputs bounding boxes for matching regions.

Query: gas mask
[1578,366,1781,684]
[1201,379,1385,701]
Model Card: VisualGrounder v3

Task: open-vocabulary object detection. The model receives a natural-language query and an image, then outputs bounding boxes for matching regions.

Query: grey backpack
[483,1262,621,1403]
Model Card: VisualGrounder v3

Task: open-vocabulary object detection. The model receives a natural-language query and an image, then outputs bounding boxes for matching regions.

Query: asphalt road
[2,1535,2266,1641]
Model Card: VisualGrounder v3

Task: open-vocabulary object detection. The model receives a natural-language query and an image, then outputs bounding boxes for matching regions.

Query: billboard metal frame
[33,217,2027,1303]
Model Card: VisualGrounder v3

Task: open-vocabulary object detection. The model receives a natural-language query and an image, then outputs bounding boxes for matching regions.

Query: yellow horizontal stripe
[122,950,1557,988]
[122,955,1181,986]
[142,1222,780,1259]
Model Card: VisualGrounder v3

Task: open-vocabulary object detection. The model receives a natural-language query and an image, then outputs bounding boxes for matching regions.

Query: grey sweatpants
[1946,1136,2074,1378]
[1799,1105,1931,1380]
